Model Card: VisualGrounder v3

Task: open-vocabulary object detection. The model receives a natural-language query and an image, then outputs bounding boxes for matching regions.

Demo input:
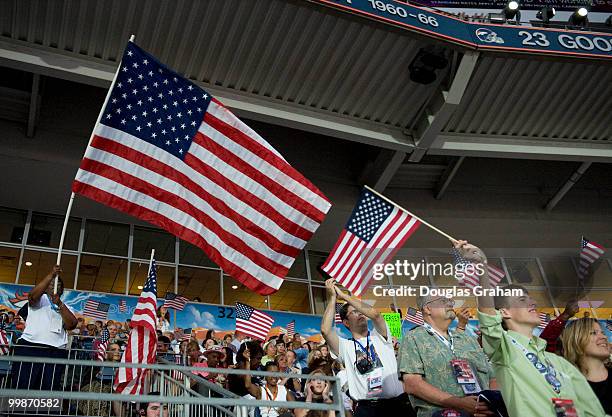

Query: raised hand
[453,240,488,264]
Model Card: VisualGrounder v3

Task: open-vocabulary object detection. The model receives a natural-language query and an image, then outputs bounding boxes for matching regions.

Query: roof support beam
[360,149,406,192]
[0,39,414,152]
[408,51,479,162]
[434,156,465,200]
[26,73,40,138]
[544,162,592,212]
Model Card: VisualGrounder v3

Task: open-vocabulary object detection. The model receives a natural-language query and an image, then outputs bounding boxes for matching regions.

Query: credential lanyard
[352,331,376,362]
[509,336,562,394]
[423,322,455,354]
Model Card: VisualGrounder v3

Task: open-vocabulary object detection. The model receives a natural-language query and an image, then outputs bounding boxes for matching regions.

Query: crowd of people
[0,240,610,417]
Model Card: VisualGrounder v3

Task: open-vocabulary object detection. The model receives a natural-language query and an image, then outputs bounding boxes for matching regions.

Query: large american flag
[578,237,605,282]
[114,259,158,395]
[235,302,274,341]
[538,312,551,330]
[163,292,189,311]
[451,249,505,289]
[84,299,110,320]
[322,188,421,296]
[72,41,330,296]
[286,320,296,338]
[404,307,424,326]
[96,328,110,361]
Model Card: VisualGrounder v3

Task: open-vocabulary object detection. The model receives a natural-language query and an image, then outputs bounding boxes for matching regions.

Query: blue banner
[307,0,612,59]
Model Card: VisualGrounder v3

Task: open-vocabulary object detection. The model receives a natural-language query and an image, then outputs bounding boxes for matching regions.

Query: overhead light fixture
[264,299,268,303]
[137,285,143,290]
[25,261,32,267]
[502,1,521,23]
[569,7,589,28]
[408,48,448,85]
[231,285,238,289]
[536,6,555,24]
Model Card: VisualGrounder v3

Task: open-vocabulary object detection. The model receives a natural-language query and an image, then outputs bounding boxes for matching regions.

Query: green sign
[382,312,402,340]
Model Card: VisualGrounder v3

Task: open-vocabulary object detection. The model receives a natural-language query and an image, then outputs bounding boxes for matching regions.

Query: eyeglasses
[425,297,455,307]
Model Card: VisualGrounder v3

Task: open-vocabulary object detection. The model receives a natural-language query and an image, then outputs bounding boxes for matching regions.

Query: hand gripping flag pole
[53,34,136,294]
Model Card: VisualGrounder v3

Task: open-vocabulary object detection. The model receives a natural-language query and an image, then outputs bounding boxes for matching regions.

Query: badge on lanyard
[552,398,578,417]
[49,303,63,334]
[366,367,383,397]
[450,359,481,395]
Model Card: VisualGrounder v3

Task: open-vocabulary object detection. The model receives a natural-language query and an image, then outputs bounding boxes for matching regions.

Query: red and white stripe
[286,321,295,338]
[538,313,550,329]
[322,207,420,296]
[460,263,505,289]
[0,329,10,355]
[73,99,330,296]
[113,326,156,394]
[236,308,274,341]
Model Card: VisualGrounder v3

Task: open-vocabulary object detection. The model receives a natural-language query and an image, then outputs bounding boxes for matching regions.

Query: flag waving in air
[163,292,189,311]
[578,237,605,282]
[114,258,158,395]
[72,41,330,296]
[451,248,505,289]
[404,307,424,326]
[235,302,274,341]
[322,188,421,296]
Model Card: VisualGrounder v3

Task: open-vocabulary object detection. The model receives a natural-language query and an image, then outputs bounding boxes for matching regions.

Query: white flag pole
[54,34,136,294]
[364,185,458,243]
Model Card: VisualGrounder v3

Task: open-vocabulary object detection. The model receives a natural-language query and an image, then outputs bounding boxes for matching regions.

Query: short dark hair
[264,361,278,371]
[338,303,350,321]
[494,284,529,310]
[140,391,161,411]
[158,335,171,344]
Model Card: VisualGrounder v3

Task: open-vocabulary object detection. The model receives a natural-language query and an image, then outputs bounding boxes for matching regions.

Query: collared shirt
[397,324,494,417]
[478,310,606,417]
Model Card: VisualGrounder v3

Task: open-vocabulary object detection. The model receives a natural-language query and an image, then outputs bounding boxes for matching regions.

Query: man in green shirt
[398,293,495,417]
[454,240,607,417]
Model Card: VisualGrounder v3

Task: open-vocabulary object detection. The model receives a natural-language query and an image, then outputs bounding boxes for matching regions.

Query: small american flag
[322,188,421,296]
[606,320,612,332]
[451,248,505,289]
[119,300,127,313]
[180,328,192,341]
[334,303,343,324]
[235,302,274,341]
[404,307,424,326]
[163,292,189,311]
[0,329,10,355]
[538,312,551,329]
[578,237,605,282]
[114,258,158,395]
[96,328,110,361]
[84,299,110,320]
[286,320,295,338]
[72,41,330,296]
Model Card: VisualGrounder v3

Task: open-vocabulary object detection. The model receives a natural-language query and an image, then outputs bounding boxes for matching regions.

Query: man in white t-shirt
[12,264,78,390]
[321,278,415,417]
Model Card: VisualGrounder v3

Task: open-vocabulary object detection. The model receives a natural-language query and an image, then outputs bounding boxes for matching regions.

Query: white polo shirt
[21,294,72,348]
[338,322,404,401]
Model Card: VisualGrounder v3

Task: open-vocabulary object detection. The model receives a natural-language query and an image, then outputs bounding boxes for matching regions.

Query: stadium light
[503,1,521,23]
[569,7,589,28]
[536,6,555,24]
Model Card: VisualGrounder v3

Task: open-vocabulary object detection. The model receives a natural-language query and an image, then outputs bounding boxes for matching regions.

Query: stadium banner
[1,283,610,340]
[306,0,612,58]
[406,0,612,13]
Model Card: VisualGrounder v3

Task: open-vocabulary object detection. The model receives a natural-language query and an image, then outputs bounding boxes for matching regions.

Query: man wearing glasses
[321,278,414,417]
[397,293,496,417]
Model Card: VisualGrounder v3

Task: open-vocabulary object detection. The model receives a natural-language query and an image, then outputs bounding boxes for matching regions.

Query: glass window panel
[177,266,220,304]
[311,286,328,316]
[223,275,268,310]
[0,247,19,283]
[307,251,328,282]
[428,256,459,287]
[27,213,80,250]
[77,255,128,294]
[19,250,77,289]
[574,290,611,318]
[287,252,306,280]
[133,226,175,263]
[585,258,612,288]
[505,258,545,286]
[178,240,217,268]
[526,289,554,310]
[128,261,174,296]
[83,220,129,256]
[0,207,27,243]
[390,257,430,287]
[268,281,310,313]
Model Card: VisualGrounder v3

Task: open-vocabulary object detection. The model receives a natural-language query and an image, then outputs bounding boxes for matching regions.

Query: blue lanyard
[423,323,455,354]
[352,332,377,362]
[509,336,562,393]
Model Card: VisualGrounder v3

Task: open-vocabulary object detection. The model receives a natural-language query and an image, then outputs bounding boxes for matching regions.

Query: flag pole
[53,34,137,294]
[364,185,458,243]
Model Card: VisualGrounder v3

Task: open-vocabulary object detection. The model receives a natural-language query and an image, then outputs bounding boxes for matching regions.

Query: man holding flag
[321,278,413,417]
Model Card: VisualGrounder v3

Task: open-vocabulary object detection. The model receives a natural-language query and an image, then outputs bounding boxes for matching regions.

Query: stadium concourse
[0,1,610,417]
